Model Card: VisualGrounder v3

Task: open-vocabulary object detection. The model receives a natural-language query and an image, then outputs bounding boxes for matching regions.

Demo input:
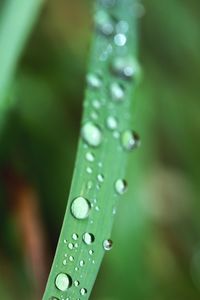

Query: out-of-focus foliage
[0,0,200,299]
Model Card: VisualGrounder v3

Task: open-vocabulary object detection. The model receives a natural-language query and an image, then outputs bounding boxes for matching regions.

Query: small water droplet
[106,116,118,130]
[100,0,116,8]
[95,10,114,36]
[121,129,141,150]
[63,259,67,265]
[89,249,94,255]
[114,33,127,46]
[69,255,74,262]
[71,196,91,220]
[79,260,85,267]
[83,232,95,245]
[80,288,87,296]
[110,82,125,102]
[116,20,129,33]
[97,174,104,183]
[68,242,74,250]
[103,239,113,251]
[85,152,95,162]
[95,206,100,211]
[86,166,93,174]
[81,122,102,147]
[115,179,127,195]
[90,111,99,120]
[55,273,72,291]
[87,180,93,190]
[111,56,140,80]
[113,131,120,139]
[74,280,80,287]
[72,233,79,240]
[92,99,101,109]
[87,73,102,88]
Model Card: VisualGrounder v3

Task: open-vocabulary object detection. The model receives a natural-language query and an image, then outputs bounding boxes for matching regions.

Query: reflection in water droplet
[87,73,102,88]
[114,33,127,46]
[83,232,95,245]
[106,116,118,130]
[115,179,127,195]
[81,122,102,147]
[80,288,87,296]
[55,273,72,291]
[103,239,113,251]
[110,82,125,102]
[121,129,141,151]
[71,197,91,220]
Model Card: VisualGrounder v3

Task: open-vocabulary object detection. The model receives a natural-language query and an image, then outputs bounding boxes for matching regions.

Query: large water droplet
[87,73,102,88]
[80,288,87,296]
[55,273,72,291]
[83,232,95,245]
[106,116,118,130]
[121,129,141,151]
[103,239,113,251]
[114,33,127,46]
[71,196,91,220]
[111,56,140,80]
[115,179,127,195]
[81,122,102,147]
[110,82,125,102]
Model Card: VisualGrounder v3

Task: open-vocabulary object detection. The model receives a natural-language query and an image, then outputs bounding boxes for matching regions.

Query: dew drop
[121,129,141,151]
[80,288,87,296]
[87,73,102,88]
[86,166,93,174]
[110,82,125,102]
[63,259,67,265]
[71,196,91,220]
[114,33,127,46]
[68,242,74,250]
[83,232,95,245]
[95,10,114,36]
[69,255,74,262]
[72,233,79,240]
[106,116,118,130]
[103,239,113,251]
[81,122,102,147]
[74,280,80,287]
[92,99,101,109]
[87,180,93,190]
[89,249,94,255]
[55,273,72,291]
[115,179,127,195]
[79,260,85,267]
[97,174,104,183]
[116,20,129,33]
[111,56,140,80]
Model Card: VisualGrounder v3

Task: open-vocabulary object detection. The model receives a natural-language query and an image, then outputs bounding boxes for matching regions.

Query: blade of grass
[0,0,44,126]
[42,0,140,299]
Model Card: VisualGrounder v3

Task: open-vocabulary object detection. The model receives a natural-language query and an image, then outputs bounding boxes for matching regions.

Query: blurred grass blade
[42,0,140,299]
[0,0,44,111]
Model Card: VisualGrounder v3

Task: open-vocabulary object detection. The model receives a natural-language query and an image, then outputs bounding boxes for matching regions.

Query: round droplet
[111,56,140,80]
[69,255,74,262]
[115,179,127,195]
[80,288,87,296]
[114,33,127,46]
[121,129,140,151]
[116,20,129,33]
[81,122,102,147]
[110,82,125,102]
[68,242,74,250]
[55,273,72,291]
[86,167,93,174]
[95,10,114,36]
[63,259,67,265]
[72,233,78,240]
[106,116,118,130]
[97,174,104,183]
[74,280,80,287]
[79,260,85,267]
[103,239,113,251]
[87,73,102,88]
[71,196,91,220]
[89,249,94,255]
[83,232,95,245]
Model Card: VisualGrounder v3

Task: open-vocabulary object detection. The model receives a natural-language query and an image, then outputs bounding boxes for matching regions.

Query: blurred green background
[0,0,200,299]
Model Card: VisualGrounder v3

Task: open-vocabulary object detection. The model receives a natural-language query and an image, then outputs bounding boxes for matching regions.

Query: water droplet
[63,259,67,265]
[49,297,59,300]
[55,273,72,291]
[89,249,94,255]
[87,180,93,190]
[80,288,87,296]
[115,179,127,195]
[111,56,140,80]
[110,82,125,102]
[106,116,118,130]
[86,166,93,174]
[113,131,120,139]
[90,111,99,120]
[68,242,74,250]
[95,10,114,36]
[98,161,103,168]
[83,232,95,245]
[69,255,74,262]
[103,239,113,251]
[75,243,79,248]
[87,73,102,88]
[114,33,127,46]
[72,233,79,240]
[116,20,129,33]
[95,206,100,211]
[92,99,101,109]
[79,260,85,267]
[74,280,80,287]
[121,129,141,150]
[97,174,104,183]
[81,122,102,147]
[71,196,91,220]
